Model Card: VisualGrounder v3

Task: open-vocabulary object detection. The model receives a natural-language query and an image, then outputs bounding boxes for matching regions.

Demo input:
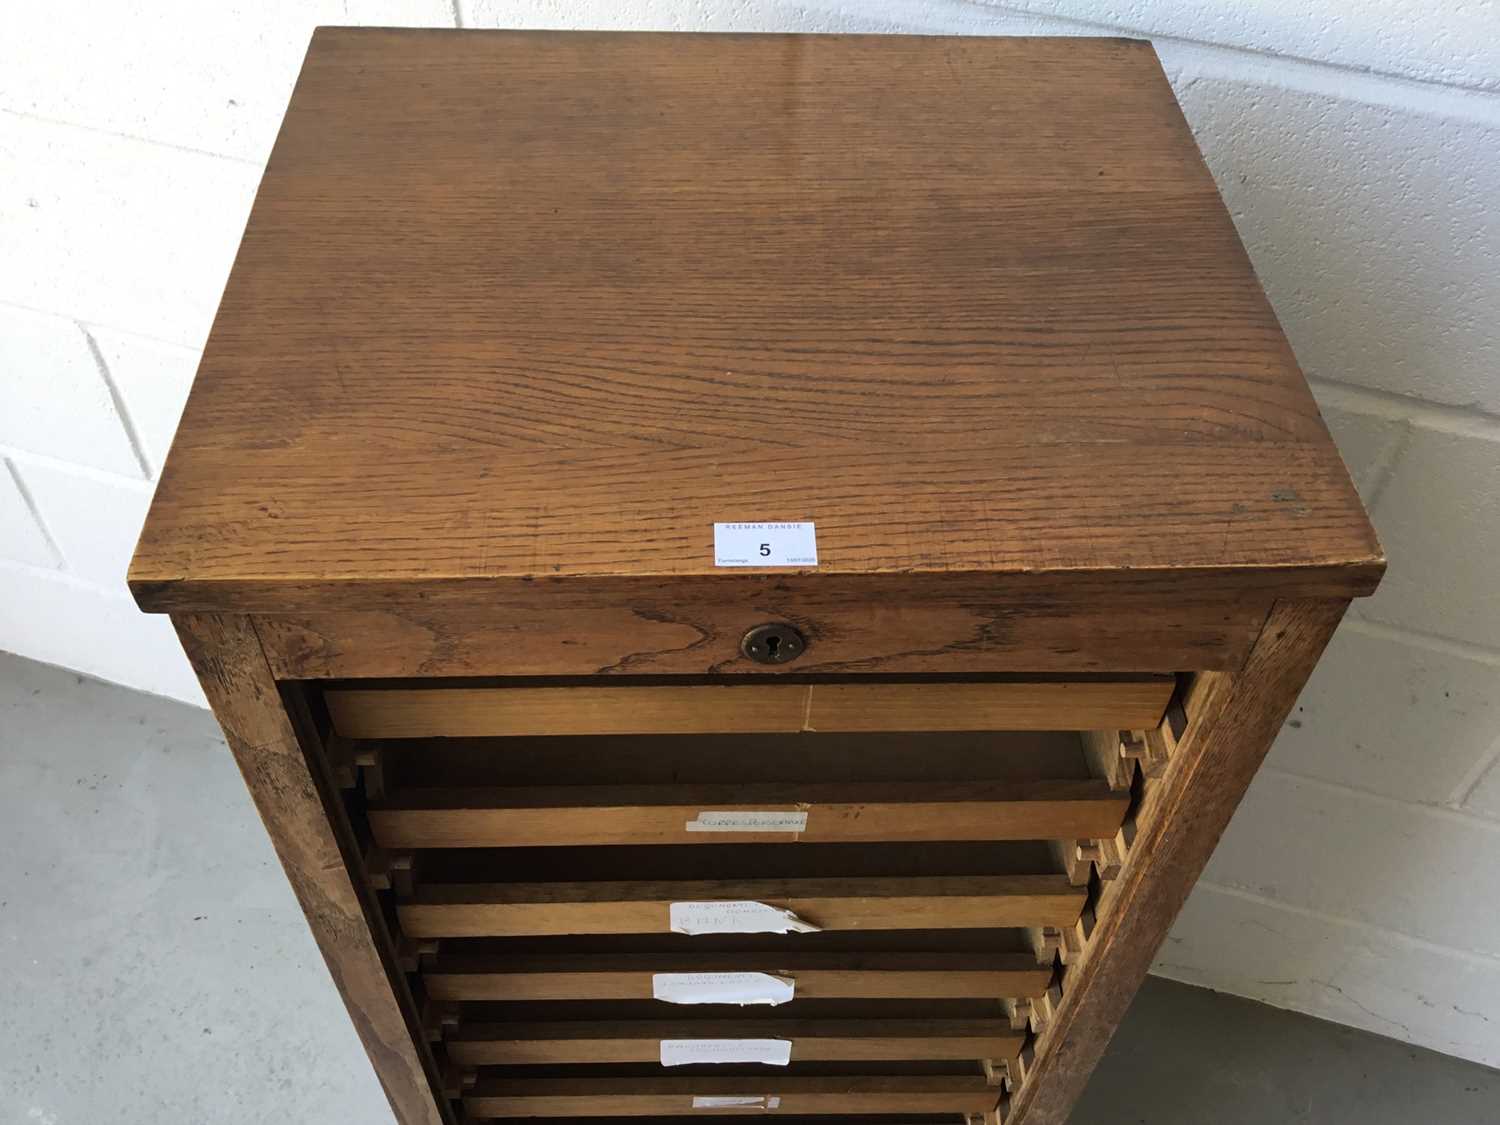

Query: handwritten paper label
[714,522,818,567]
[692,1095,782,1109]
[652,972,796,1006]
[686,811,808,833]
[662,1039,792,1067]
[670,901,820,936]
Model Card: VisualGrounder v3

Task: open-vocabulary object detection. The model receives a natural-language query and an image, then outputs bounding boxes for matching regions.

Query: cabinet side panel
[1006,598,1348,1125]
[172,612,447,1125]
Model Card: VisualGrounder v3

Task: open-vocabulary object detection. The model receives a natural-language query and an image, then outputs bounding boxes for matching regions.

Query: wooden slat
[424,952,1052,1002]
[806,684,1170,734]
[325,680,1174,740]
[369,781,1130,849]
[447,1019,1024,1066]
[327,685,797,738]
[464,1076,998,1117]
[401,877,1085,938]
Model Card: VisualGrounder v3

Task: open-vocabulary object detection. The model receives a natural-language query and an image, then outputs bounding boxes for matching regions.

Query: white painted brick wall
[0,464,59,569]
[0,307,149,476]
[1176,78,1500,415]
[986,0,1500,90]
[0,1,457,165]
[1364,424,1500,646]
[2,0,1497,1071]
[1268,623,1500,805]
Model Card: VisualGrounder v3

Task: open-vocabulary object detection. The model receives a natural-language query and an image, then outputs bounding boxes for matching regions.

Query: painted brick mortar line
[1190,880,1500,968]
[0,298,206,354]
[806,0,1500,124]
[0,558,141,600]
[1451,734,1500,809]
[1165,42,1500,127]
[82,325,153,479]
[3,460,64,568]
[1354,425,1412,515]
[1310,377,1500,437]
[0,444,158,491]
[1340,618,1500,668]
[1261,764,1500,828]
[0,105,265,168]
[0,299,205,353]
[966,0,1500,103]
[1355,601,1500,658]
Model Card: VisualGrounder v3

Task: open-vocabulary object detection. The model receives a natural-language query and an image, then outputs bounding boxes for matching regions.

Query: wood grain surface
[323,679,1173,738]
[367,779,1130,848]
[446,1018,1024,1065]
[422,951,1053,1002]
[129,29,1381,615]
[399,875,1086,937]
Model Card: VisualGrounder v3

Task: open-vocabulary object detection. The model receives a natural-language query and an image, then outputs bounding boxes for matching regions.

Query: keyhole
[741,623,807,664]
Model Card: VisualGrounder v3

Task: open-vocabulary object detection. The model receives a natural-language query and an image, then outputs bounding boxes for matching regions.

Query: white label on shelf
[691,1095,782,1109]
[713,522,818,567]
[662,1039,792,1067]
[686,811,809,833]
[652,972,796,1006]
[670,901,821,936]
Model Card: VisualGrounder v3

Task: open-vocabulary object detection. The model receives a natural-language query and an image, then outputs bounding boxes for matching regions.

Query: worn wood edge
[1003,598,1349,1125]
[172,612,452,1125]
[130,559,1383,615]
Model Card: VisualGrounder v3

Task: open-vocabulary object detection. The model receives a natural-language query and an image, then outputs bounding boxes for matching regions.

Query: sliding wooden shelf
[400,876,1087,939]
[424,952,1054,1003]
[447,1018,1024,1066]
[463,1076,1000,1117]
[368,781,1130,849]
[136,27,1381,1125]
[326,681,1174,740]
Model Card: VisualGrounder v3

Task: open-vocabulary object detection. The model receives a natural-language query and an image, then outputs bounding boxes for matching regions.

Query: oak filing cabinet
[129,28,1384,1125]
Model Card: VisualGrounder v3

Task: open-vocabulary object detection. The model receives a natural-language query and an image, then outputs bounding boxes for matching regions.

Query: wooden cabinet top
[130,29,1381,614]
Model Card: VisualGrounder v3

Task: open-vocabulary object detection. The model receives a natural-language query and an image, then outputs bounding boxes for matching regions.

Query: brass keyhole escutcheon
[741,623,806,665]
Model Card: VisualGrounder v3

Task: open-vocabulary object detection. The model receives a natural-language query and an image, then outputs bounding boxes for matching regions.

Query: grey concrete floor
[3,651,1498,1124]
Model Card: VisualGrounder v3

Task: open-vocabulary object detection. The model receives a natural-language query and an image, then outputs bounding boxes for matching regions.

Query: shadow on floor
[1072,966,1500,1123]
